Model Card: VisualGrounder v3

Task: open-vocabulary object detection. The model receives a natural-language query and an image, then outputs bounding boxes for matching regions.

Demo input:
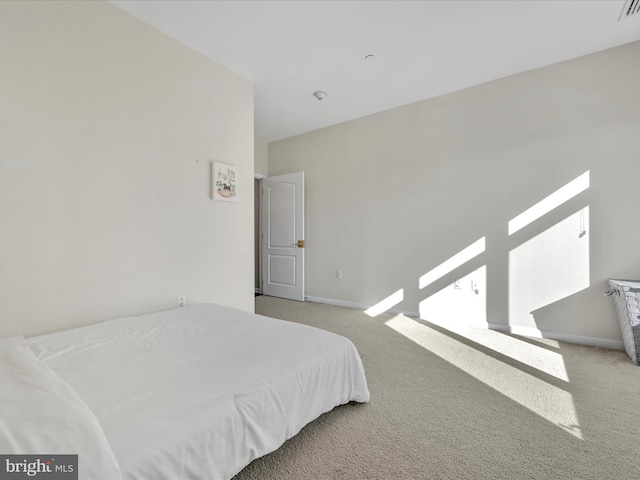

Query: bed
[0,303,370,479]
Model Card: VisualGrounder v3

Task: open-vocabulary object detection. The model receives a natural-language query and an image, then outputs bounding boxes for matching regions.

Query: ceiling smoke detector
[313,90,328,101]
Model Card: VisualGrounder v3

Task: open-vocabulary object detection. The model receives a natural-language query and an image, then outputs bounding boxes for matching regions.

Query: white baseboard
[304,295,420,319]
[302,295,622,351]
[487,322,624,351]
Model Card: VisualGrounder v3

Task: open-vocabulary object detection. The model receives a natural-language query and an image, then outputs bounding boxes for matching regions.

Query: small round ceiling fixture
[313,90,328,101]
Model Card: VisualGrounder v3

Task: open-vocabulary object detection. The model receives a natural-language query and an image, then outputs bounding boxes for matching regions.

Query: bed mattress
[4,303,369,479]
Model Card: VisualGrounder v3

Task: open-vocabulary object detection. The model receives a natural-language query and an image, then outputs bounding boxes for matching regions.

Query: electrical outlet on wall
[177,295,187,308]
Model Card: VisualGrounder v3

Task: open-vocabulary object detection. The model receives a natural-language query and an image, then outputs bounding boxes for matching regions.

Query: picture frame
[212,161,238,202]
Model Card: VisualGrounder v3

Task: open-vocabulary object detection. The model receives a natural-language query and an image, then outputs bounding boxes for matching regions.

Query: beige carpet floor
[233,296,640,480]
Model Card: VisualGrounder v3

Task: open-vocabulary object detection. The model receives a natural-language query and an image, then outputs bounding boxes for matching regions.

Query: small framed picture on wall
[212,161,238,202]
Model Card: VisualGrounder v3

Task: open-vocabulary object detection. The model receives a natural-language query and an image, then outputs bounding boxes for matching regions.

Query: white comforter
[0,336,122,480]
[24,303,369,479]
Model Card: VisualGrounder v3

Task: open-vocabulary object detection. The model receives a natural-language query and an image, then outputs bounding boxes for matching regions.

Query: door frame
[254,173,265,295]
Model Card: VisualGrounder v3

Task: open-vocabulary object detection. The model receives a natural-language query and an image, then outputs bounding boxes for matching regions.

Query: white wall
[0,1,254,337]
[268,41,640,347]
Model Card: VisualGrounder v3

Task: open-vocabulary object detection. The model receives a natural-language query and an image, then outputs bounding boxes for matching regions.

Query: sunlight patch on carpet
[424,315,570,382]
[385,314,583,439]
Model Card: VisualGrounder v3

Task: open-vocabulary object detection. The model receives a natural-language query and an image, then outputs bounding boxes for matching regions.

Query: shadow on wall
[530,286,602,340]
[367,170,592,338]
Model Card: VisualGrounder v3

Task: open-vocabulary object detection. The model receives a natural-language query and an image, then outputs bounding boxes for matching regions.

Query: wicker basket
[608,279,640,365]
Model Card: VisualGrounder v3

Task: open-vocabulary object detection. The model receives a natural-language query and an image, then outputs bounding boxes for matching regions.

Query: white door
[261,172,305,301]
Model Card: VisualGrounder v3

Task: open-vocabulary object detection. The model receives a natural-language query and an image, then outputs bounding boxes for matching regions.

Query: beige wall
[254,139,269,177]
[0,1,254,337]
[269,41,640,348]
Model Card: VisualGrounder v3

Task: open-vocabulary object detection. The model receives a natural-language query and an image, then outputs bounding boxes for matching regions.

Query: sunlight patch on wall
[509,207,590,330]
[419,266,487,327]
[418,237,485,290]
[385,315,582,439]
[508,171,589,235]
[364,288,404,317]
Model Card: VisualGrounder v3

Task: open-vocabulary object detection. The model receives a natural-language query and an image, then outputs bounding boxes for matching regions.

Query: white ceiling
[111,0,640,142]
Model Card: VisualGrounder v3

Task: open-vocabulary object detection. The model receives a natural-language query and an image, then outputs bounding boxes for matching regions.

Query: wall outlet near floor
[177,295,187,308]
[336,270,343,279]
